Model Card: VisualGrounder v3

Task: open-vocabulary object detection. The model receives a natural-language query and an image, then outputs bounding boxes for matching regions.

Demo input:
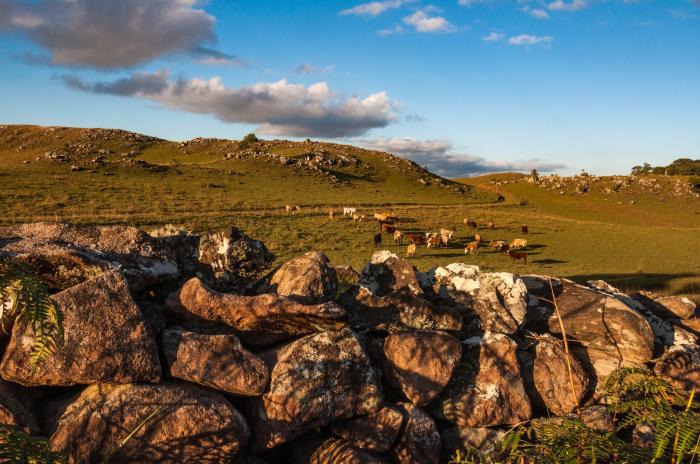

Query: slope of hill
[1,124,699,301]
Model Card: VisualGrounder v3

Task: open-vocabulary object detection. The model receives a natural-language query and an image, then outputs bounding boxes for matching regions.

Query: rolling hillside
[1,124,699,301]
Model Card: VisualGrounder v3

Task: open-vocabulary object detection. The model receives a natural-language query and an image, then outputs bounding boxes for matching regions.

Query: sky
[0,0,699,177]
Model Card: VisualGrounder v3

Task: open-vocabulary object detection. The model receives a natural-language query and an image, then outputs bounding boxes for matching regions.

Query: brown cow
[465,241,479,255]
[490,240,507,251]
[427,236,442,248]
[465,219,478,230]
[508,250,528,264]
[328,209,335,220]
[408,234,427,246]
[393,230,403,245]
[406,243,417,258]
[521,225,529,234]
[381,223,397,235]
[474,233,482,243]
[487,221,496,230]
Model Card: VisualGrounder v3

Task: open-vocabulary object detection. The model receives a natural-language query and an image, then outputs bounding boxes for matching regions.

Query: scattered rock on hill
[269,251,337,303]
[0,270,161,386]
[631,291,697,320]
[161,328,269,396]
[167,277,348,346]
[383,330,461,406]
[250,329,381,452]
[48,382,249,464]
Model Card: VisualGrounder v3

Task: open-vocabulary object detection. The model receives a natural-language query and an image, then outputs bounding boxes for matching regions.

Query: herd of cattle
[285,204,532,264]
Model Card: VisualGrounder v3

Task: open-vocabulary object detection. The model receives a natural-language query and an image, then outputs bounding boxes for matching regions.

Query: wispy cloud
[0,0,231,69]
[403,6,455,33]
[340,0,415,17]
[508,34,554,46]
[357,137,565,177]
[62,71,396,138]
[294,63,334,75]
[548,0,588,12]
[378,25,405,36]
[520,5,550,19]
[482,31,504,42]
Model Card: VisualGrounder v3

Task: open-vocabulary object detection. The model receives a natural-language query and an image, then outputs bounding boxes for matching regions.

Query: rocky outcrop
[269,251,337,303]
[441,426,505,461]
[383,330,461,406]
[432,332,532,427]
[0,270,161,386]
[161,328,269,396]
[167,277,348,345]
[47,382,248,464]
[310,439,388,464]
[655,344,700,391]
[250,329,381,452]
[359,252,423,296]
[0,380,38,434]
[631,291,697,320]
[331,406,404,453]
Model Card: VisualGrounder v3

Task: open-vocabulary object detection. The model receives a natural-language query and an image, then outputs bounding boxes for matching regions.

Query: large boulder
[167,277,348,346]
[532,334,589,415]
[390,403,441,464]
[331,406,404,453]
[383,330,461,406]
[197,226,274,293]
[0,223,178,291]
[161,328,269,396]
[48,382,249,464]
[310,439,387,464]
[655,344,700,392]
[269,252,337,303]
[250,329,381,452]
[631,291,697,320]
[432,332,532,427]
[359,251,423,296]
[440,426,505,462]
[433,264,528,335]
[524,276,654,375]
[0,270,161,386]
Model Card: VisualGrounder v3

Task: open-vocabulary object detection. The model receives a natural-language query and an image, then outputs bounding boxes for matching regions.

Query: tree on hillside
[238,133,259,150]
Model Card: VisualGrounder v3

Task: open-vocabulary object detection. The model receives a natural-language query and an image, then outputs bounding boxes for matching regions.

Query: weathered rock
[331,406,404,453]
[655,344,700,391]
[670,317,700,337]
[335,265,360,286]
[578,405,613,432]
[383,330,461,406]
[310,439,387,464]
[359,251,423,296]
[440,426,505,461]
[0,380,38,433]
[167,277,348,346]
[161,328,269,396]
[0,222,179,291]
[432,332,532,427]
[250,329,381,452]
[391,403,441,464]
[340,286,462,333]
[269,251,337,303]
[533,334,589,415]
[48,382,249,464]
[197,226,274,293]
[631,291,697,320]
[433,265,528,334]
[524,276,654,372]
[0,270,161,386]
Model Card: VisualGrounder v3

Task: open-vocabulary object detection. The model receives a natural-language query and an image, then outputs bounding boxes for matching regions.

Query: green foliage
[632,159,700,176]
[0,258,64,366]
[451,368,700,464]
[0,424,65,464]
[238,132,259,150]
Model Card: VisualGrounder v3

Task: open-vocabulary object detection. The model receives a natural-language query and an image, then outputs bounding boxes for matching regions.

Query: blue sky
[0,0,699,176]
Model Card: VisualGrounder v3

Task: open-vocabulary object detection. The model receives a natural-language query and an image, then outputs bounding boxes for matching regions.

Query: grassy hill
[1,124,699,301]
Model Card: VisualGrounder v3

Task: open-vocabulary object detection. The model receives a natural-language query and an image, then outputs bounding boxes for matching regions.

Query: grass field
[1,125,699,302]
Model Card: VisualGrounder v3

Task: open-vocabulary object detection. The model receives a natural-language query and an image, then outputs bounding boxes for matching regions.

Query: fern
[0,258,64,367]
[0,424,65,464]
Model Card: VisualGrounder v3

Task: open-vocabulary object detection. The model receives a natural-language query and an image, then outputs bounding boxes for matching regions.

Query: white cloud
[294,63,334,75]
[340,0,415,17]
[0,0,228,69]
[62,71,396,138]
[521,6,550,19]
[378,25,405,36]
[458,0,489,5]
[357,137,565,177]
[548,0,588,12]
[482,31,504,42]
[403,7,455,33]
[508,34,554,46]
